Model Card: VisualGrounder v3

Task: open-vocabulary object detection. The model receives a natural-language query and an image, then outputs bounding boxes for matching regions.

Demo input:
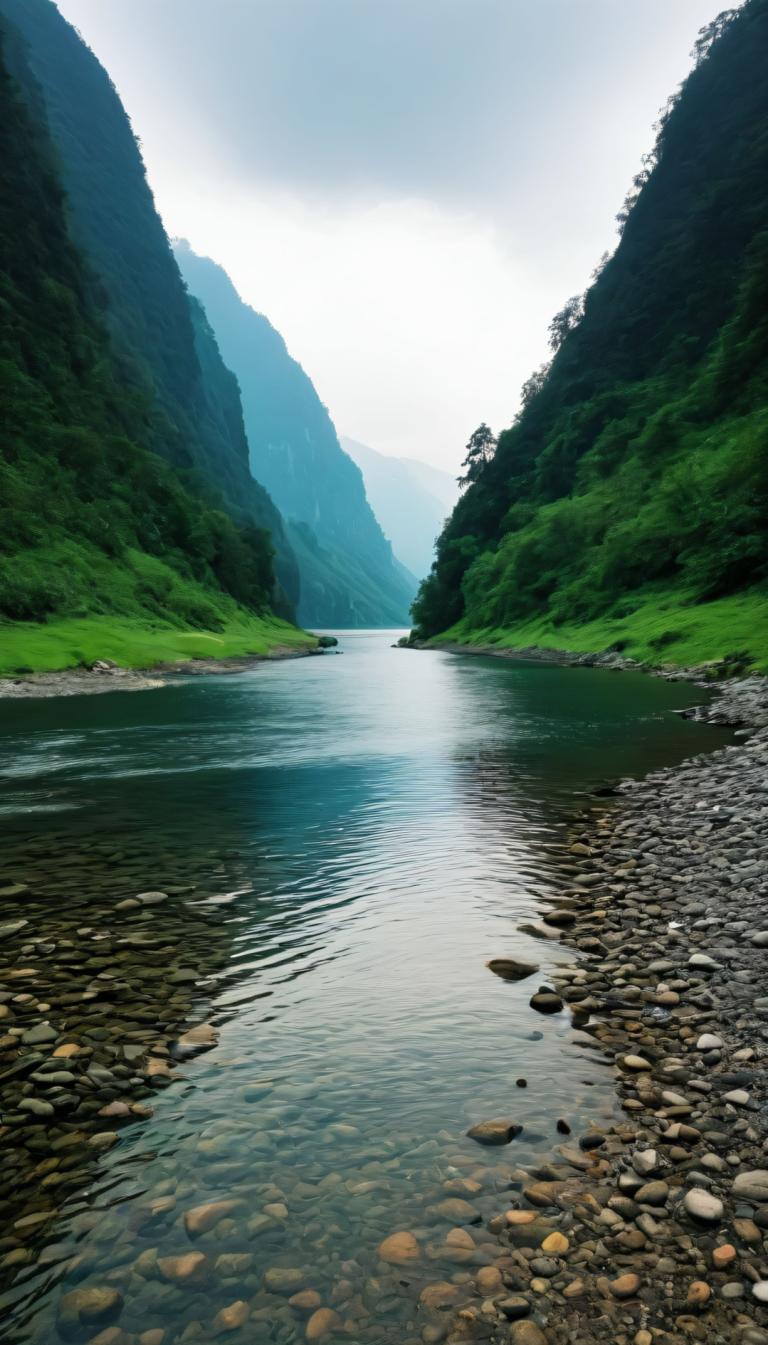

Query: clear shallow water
[0,634,728,1343]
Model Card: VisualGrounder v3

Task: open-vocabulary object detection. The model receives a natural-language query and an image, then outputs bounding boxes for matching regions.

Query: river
[0,633,729,1343]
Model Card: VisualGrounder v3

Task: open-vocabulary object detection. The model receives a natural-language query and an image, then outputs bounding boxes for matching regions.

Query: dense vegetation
[0,0,300,615]
[0,23,304,664]
[175,244,417,626]
[414,1,768,669]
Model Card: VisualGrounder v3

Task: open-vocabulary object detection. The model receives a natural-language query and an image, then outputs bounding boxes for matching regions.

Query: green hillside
[0,23,312,673]
[413,1,768,672]
[0,0,300,616]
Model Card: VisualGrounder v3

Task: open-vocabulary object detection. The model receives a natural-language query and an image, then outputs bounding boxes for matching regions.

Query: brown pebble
[687,1281,711,1304]
[712,1245,736,1270]
[610,1273,640,1299]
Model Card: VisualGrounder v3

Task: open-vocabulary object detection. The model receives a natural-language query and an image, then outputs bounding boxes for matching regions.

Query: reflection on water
[0,634,727,1343]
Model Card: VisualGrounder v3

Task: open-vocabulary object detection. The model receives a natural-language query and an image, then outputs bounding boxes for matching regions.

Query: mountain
[174,243,418,627]
[0,0,299,616]
[0,16,310,670]
[413,0,768,672]
[341,435,458,579]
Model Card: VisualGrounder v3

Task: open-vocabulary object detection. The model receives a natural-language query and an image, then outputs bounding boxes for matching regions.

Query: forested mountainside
[175,244,417,627]
[341,436,458,579]
[414,0,768,671]
[0,20,311,672]
[0,0,299,616]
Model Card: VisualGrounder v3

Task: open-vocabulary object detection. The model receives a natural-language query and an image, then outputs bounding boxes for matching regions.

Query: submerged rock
[466,1118,523,1145]
[486,958,539,981]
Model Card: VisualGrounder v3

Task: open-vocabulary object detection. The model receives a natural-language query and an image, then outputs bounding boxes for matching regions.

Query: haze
[56,0,725,471]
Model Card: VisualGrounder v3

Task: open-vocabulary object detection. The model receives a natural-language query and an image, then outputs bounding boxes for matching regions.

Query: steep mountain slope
[414,0,768,670]
[341,435,457,579]
[0,0,299,615]
[175,243,418,626]
[0,20,309,672]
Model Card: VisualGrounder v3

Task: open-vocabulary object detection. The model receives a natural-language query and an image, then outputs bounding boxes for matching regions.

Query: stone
[157,1252,209,1283]
[610,1273,641,1299]
[733,1170,768,1203]
[184,1200,241,1236]
[419,1282,463,1310]
[636,1180,669,1206]
[621,1054,652,1071]
[540,1232,569,1254]
[21,1022,57,1046]
[687,1281,711,1304]
[57,1287,124,1338]
[175,1023,218,1054]
[723,1089,750,1106]
[289,1291,323,1312]
[263,1267,308,1294]
[212,1301,249,1334]
[712,1244,737,1270]
[466,1118,523,1145]
[529,991,563,1014]
[53,1043,81,1059]
[476,1266,503,1294]
[632,1149,658,1176]
[306,1309,341,1340]
[377,1232,420,1264]
[509,1324,548,1345]
[696,1034,724,1051]
[684,1189,723,1224]
[753,1283,768,1304]
[487,958,539,981]
[498,1297,530,1320]
[688,953,720,971]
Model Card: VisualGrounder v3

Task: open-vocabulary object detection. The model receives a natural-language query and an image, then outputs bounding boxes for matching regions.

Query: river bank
[442,674,768,1345]
[0,647,324,700]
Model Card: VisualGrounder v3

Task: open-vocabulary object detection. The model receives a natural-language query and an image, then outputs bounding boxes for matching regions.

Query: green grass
[0,613,316,675]
[431,585,768,675]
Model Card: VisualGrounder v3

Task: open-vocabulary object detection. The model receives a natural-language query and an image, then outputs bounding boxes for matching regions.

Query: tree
[547,294,585,351]
[458,423,497,488]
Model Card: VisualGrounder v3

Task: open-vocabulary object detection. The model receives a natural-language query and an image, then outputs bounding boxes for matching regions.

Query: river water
[0,634,728,1344]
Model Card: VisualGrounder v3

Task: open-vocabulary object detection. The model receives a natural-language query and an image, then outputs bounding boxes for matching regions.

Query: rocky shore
[437,675,768,1345]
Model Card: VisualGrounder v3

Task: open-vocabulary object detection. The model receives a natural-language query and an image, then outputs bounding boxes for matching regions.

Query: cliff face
[0,0,299,615]
[414,0,768,667]
[341,436,457,580]
[175,244,418,627]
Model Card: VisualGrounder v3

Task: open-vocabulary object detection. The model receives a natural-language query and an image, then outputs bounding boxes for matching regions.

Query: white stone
[683,1188,723,1223]
[723,1089,750,1106]
[696,1033,723,1051]
[752,1282,768,1303]
[732,1170,768,1203]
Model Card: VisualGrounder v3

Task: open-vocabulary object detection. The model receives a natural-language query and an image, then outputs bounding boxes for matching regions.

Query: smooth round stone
[733,1171,768,1203]
[466,1118,522,1146]
[306,1308,342,1340]
[684,1189,723,1223]
[378,1232,420,1264]
[487,959,539,982]
[687,1281,711,1304]
[529,991,563,1014]
[753,1282,768,1304]
[636,1180,669,1207]
[540,1232,569,1254]
[212,1301,249,1333]
[621,1056,651,1071]
[712,1244,737,1270]
[696,1034,724,1051]
[419,1282,463,1310]
[610,1273,640,1299]
[57,1287,124,1337]
[498,1296,530,1320]
[509,1323,549,1345]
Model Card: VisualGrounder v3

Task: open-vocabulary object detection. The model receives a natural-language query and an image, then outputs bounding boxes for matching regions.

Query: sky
[57,0,726,472]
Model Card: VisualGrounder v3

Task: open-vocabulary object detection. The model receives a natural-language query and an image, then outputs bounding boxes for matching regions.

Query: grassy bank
[0,613,317,675]
[432,586,768,674]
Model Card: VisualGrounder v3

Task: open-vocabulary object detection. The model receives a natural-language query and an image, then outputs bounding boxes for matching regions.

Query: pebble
[466,1118,523,1145]
[684,1188,724,1223]
[377,1232,420,1264]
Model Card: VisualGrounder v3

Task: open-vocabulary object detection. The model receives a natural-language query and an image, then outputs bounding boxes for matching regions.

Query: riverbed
[0,632,729,1344]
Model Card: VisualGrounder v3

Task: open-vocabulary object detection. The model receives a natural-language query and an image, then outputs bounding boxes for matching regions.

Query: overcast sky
[58,0,725,471]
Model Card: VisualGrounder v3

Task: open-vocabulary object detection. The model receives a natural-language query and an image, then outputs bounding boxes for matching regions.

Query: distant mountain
[341,436,458,579]
[0,0,299,616]
[174,243,418,627]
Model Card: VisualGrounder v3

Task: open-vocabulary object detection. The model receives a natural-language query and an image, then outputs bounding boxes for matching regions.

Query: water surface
[0,634,727,1343]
